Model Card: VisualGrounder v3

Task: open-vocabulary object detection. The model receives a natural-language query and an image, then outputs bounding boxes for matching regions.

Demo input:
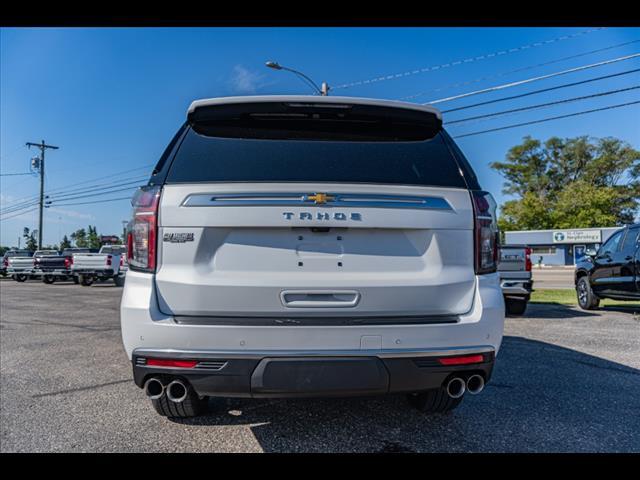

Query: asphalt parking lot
[1,278,639,453]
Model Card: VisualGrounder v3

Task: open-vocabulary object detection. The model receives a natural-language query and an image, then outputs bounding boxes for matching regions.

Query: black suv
[575,224,640,309]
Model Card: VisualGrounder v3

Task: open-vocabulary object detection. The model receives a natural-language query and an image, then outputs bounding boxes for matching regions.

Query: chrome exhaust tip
[445,377,466,399]
[144,377,165,400]
[466,374,485,395]
[166,379,189,403]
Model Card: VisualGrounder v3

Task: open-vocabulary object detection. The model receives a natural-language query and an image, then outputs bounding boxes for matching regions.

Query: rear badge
[163,233,194,243]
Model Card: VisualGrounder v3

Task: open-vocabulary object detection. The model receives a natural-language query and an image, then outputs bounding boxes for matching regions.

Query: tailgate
[72,254,109,270]
[499,248,526,272]
[155,183,476,318]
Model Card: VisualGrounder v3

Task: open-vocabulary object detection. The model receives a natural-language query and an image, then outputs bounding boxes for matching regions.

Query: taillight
[472,190,499,274]
[524,246,532,272]
[64,256,72,269]
[145,358,198,368]
[2,259,7,267]
[127,185,161,272]
[119,256,124,267]
[438,354,484,366]
[106,254,112,266]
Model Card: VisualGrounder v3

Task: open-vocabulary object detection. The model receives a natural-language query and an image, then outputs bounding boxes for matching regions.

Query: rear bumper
[500,279,533,298]
[72,268,115,276]
[121,270,504,372]
[132,348,495,398]
[33,268,72,276]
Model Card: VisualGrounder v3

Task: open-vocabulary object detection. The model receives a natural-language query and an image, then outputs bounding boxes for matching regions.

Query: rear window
[101,246,126,254]
[165,129,468,188]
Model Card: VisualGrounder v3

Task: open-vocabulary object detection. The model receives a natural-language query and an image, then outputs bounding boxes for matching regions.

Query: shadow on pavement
[168,336,640,452]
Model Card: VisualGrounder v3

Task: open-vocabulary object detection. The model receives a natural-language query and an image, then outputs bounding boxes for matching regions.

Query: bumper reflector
[438,354,484,366]
[146,358,198,368]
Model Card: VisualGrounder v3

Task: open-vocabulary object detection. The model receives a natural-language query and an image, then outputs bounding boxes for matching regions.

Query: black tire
[14,274,28,283]
[151,383,209,418]
[407,388,464,414]
[576,276,599,310]
[80,275,94,287]
[505,297,527,316]
[114,275,125,287]
[73,276,80,284]
[42,275,56,284]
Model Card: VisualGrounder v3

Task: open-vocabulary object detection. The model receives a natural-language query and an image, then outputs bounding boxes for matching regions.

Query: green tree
[87,225,101,249]
[60,235,72,250]
[22,227,38,251]
[70,228,88,247]
[492,135,640,230]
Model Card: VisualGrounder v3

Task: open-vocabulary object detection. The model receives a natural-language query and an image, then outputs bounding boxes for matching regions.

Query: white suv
[121,95,504,418]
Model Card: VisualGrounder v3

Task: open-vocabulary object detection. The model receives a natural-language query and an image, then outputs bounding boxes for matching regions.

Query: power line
[426,53,640,105]
[0,200,41,216]
[46,185,138,204]
[45,178,147,201]
[333,28,606,90]
[400,39,640,101]
[0,172,33,176]
[441,68,640,114]
[0,174,145,214]
[48,196,133,207]
[452,100,640,139]
[0,164,152,210]
[0,207,39,222]
[445,85,640,125]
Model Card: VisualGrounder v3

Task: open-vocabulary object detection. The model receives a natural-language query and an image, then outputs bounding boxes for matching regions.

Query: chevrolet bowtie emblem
[307,193,335,204]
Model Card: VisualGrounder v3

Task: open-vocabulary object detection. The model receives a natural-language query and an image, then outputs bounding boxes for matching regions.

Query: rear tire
[14,274,28,283]
[80,275,94,287]
[42,275,56,284]
[505,297,527,316]
[151,383,209,418]
[114,275,125,287]
[407,388,464,414]
[576,276,599,310]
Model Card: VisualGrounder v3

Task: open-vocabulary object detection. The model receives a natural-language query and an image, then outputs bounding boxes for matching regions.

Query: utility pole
[26,140,59,249]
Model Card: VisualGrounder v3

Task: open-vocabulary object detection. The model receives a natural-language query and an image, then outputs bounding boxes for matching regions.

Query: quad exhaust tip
[144,377,165,400]
[166,379,189,403]
[445,377,466,399]
[466,374,485,395]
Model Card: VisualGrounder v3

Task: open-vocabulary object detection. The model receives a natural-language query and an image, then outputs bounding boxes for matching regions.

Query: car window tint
[600,231,623,255]
[620,228,639,254]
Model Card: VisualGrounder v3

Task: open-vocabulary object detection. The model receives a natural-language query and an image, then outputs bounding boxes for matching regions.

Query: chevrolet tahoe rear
[120,95,505,418]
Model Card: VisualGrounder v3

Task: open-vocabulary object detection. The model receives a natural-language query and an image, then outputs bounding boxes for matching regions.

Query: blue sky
[1,27,639,247]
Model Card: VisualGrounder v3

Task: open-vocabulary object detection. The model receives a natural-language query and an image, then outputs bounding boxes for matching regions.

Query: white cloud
[48,207,94,220]
[229,65,266,94]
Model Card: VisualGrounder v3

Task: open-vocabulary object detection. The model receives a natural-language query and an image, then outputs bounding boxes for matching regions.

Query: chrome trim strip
[133,345,495,360]
[181,192,453,211]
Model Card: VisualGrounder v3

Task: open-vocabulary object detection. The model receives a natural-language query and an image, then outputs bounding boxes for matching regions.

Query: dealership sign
[552,229,601,244]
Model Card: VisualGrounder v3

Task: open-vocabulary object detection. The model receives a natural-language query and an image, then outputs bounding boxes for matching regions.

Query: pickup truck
[33,248,92,284]
[3,250,35,281]
[575,223,639,309]
[498,244,533,316]
[72,245,127,286]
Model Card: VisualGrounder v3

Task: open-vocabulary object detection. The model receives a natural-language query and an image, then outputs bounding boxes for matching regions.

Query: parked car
[575,223,640,309]
[33,248,93,284]
[121,95,504,418]
[498,245,533,316]
[72,244,127,286]
[3,250,34,281]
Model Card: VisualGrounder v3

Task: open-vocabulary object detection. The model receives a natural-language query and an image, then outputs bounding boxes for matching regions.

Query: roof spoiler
[186,95,443,141]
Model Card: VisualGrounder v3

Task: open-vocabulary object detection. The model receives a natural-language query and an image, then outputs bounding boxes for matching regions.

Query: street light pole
[265,61,329,96]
